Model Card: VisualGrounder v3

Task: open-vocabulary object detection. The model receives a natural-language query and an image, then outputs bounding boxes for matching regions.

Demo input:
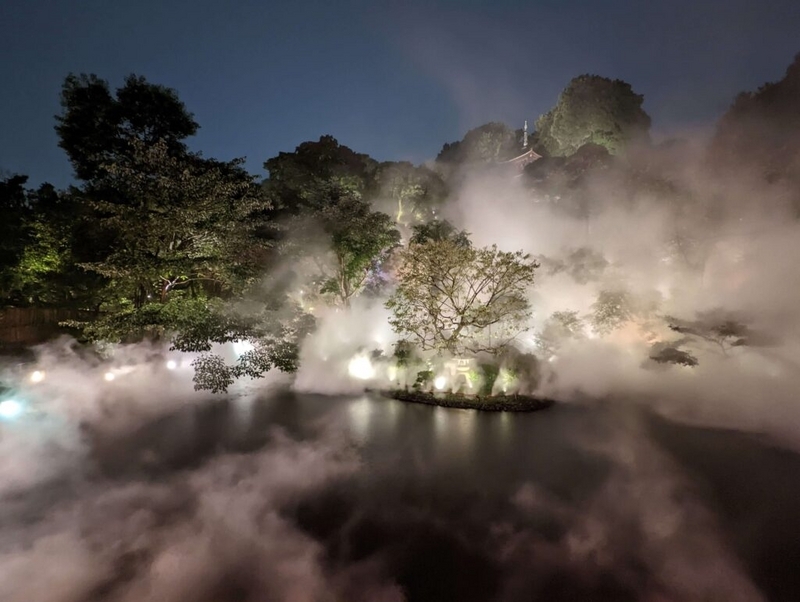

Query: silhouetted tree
[56,74,198,181]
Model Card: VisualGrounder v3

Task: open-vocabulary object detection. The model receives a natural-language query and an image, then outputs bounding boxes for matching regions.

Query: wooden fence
[0,307,93,347]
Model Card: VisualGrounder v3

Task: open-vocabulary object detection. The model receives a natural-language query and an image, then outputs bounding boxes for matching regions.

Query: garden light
[0,399,23,420]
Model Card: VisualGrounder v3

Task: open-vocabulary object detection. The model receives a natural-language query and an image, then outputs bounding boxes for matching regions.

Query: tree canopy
[373,161,447,226]
[56,74,199,181]
[316,197,400,306]
[386,235,538,356]
[263,135,377,216]
[436,122,522,166]
[709,53,800,210]
[535,75,651,156]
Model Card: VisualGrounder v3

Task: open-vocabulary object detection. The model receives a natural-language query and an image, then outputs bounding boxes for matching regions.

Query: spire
[523,120,528,148]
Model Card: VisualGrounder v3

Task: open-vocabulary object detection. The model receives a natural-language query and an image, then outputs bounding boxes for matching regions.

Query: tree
[386,236,538,355]
[262,136,400,310]
[316,197,400,306]
[536,75,651,156]
[708,53,800,211]
[589,289,634,335]
[665,311,752,356]
[408,219,471,248]
[648,340,699,367]
[0,174,32,302]
[56,74,198,181]
[74,139,270,342]
[373,161,447,225]
[175,293,315,393]
[263,135,377,217]
[537,246,609,285]
[436,122,521,165]
[536,310,586,357]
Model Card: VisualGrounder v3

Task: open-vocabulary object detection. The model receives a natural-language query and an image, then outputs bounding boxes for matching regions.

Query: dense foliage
[536,75,651,156]
[386,228,538,355]
[5,53,800,388]
[709,53,800,212]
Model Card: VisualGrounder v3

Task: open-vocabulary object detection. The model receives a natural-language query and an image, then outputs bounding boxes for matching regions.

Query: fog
[0,425,380,602]
[288,141,800,447]
[4,89,800,602]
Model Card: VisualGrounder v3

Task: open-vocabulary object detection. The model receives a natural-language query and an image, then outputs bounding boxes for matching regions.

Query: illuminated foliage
[79,139,268,307]
[374,161,447,225]
[185,304,315,393]
[317,197,400,307]
[386,235,538,355]
[536,75,650,156]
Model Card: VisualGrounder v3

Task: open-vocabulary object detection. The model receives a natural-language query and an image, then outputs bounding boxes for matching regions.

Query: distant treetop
[55,74,198,181]
[709,52,800,195]
[435,122,522,165]
[535,74,651,157]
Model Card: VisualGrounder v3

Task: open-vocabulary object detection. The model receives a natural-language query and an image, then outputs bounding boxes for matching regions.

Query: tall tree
[536,75,650,156]
[76,139,269,341]
[53,73,274,343]
[317,197,400,306]
[264,137,399,307]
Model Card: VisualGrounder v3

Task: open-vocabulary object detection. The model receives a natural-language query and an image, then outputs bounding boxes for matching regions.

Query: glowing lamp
[104,372,116,382]
[0,399,23,419]
[434,376,446,390]
[166,360,177,370]
[348,355,375,380]
[29,370,45,383]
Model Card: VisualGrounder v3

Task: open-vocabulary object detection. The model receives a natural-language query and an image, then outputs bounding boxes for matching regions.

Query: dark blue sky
[1,0,799,187]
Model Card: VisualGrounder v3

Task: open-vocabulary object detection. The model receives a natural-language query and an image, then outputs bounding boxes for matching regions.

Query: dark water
[71,390,800,602]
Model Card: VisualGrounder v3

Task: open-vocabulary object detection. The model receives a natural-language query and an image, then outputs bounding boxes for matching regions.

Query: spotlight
[29,370,45,383]
[434,376,446,390]
[104,372,115,382]
[0,399,23,420]
[348,355,375,380]
[166,360,177,370]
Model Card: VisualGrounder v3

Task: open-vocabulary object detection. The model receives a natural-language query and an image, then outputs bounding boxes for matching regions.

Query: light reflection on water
[70,391,800,601]
[347,395,373,443]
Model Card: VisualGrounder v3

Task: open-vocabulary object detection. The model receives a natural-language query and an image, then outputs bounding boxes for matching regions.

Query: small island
[383,389,555,412]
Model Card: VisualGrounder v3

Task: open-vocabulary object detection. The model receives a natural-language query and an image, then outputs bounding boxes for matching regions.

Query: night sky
[1,0,799,187]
